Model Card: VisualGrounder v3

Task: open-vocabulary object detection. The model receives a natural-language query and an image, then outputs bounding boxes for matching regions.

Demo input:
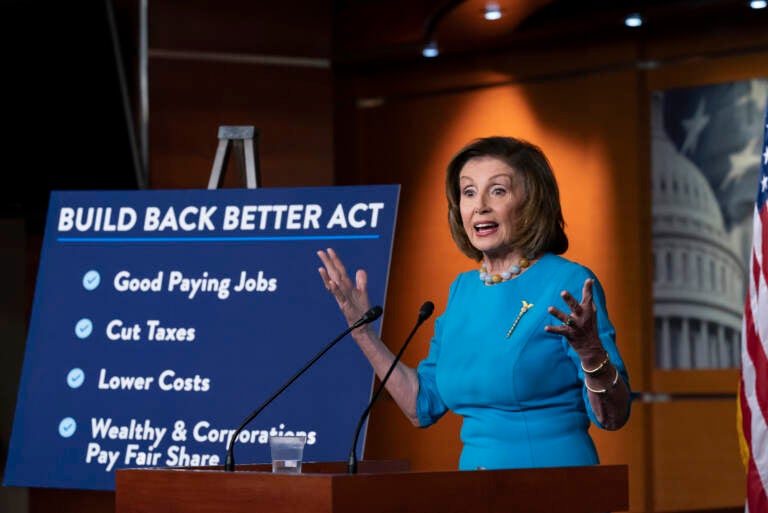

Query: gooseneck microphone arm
[348,301,434,474]
[224,305,383,472]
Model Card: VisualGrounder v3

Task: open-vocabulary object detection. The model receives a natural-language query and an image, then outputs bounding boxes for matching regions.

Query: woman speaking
[317,136,631,470]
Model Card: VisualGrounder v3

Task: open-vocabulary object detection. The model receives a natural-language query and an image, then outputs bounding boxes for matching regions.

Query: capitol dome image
[651,92,745,369]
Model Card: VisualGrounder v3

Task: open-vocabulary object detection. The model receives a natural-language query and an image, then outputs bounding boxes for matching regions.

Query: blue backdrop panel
[4,185,399,491]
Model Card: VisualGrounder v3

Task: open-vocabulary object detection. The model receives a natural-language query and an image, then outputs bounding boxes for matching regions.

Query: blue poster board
[4,185,399,490]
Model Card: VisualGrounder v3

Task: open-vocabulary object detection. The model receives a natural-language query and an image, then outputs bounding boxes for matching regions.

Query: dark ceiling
[331,0,768,64]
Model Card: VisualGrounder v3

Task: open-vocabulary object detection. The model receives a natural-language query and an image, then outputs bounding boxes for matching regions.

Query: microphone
[224,305,383,472]
[347,301,434,474]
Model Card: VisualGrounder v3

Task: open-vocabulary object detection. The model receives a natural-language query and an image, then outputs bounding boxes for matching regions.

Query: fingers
[316,248,340,278]
[316,249,334,275]
[355,269,368,292]
[560,290,583,317]
[316,251,336,292]
[547,306,571,325]
[327,248,350,280]
[557,278,595,317]
[317,248,352,287]
[544,324,568,335]
[581,278,594,307]
[545,278,598,339]
[545,309,569,334]
[317,249,344,293]
[318,266,332,290]
[316,248,374,329]
[317,248,370,298]
[545,306,580,340]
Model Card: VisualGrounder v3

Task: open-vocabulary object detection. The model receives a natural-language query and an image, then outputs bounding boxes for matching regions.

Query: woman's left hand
[545,278,602,354]
[548,278,630,428]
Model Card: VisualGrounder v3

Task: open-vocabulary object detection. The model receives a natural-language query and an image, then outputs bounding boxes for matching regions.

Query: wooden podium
[116,461,628,513]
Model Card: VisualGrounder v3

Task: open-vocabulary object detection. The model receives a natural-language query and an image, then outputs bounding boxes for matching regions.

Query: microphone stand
[224,306,382,472]
[348,302,433,474]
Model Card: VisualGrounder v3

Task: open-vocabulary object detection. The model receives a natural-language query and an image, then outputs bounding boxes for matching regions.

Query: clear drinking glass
[269,435,307,474]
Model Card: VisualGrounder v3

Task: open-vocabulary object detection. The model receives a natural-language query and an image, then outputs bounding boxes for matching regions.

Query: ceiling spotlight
[484,4,502,21]
[750,0,767,9]
[624,12,644,27]
[422,41,439,58]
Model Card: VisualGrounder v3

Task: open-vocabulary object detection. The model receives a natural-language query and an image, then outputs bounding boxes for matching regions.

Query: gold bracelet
[581,352,610,376]
[584,367,620,394]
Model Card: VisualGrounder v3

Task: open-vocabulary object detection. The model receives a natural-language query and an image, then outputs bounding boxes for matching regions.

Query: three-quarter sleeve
[415,278,461,427]
[561,269,631,429]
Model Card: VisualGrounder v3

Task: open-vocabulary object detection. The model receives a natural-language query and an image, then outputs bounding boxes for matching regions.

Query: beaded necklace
[479,256,532,285]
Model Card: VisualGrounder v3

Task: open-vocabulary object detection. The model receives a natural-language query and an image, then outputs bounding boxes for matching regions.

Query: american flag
[739,100,768,513]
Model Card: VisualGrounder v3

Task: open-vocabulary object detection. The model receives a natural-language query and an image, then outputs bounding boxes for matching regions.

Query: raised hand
[544,278,602,353]
[317,248,371,329]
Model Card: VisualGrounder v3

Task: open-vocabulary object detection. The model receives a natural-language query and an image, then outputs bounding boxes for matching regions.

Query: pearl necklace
[479,257,531,285]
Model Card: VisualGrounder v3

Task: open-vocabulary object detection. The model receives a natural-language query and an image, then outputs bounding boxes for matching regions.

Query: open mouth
[474,222,498,235]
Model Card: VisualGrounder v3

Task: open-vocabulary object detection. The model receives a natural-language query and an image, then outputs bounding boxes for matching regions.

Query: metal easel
[207,126,261,189]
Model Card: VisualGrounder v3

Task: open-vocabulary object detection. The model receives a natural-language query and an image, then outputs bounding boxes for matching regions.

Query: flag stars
[680,98,710,155]
[763,145,768,165]
[762,175,768,192]
[721,137,760,190]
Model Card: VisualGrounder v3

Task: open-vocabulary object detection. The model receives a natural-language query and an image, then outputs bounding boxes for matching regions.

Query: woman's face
[459,156,526,258]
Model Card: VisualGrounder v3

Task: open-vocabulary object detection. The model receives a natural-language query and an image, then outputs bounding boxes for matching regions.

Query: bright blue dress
[415,253,630,470]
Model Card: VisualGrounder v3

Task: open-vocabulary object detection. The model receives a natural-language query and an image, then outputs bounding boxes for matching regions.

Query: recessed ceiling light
[484,5,502,21]
[624,12,644,27]
[750,0,767,9]
[422,41,439,58]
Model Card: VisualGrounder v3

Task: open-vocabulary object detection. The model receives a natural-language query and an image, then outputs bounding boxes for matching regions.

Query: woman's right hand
[317,248,371,329]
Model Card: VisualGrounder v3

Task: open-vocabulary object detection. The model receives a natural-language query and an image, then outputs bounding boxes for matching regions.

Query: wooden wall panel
[149,0,330,57]
[651,400,745,512]
[146,0,334,190]
[148,58,334,189]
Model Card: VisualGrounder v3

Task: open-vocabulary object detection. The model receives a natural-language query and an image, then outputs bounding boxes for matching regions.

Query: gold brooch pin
[506,300,534,338]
